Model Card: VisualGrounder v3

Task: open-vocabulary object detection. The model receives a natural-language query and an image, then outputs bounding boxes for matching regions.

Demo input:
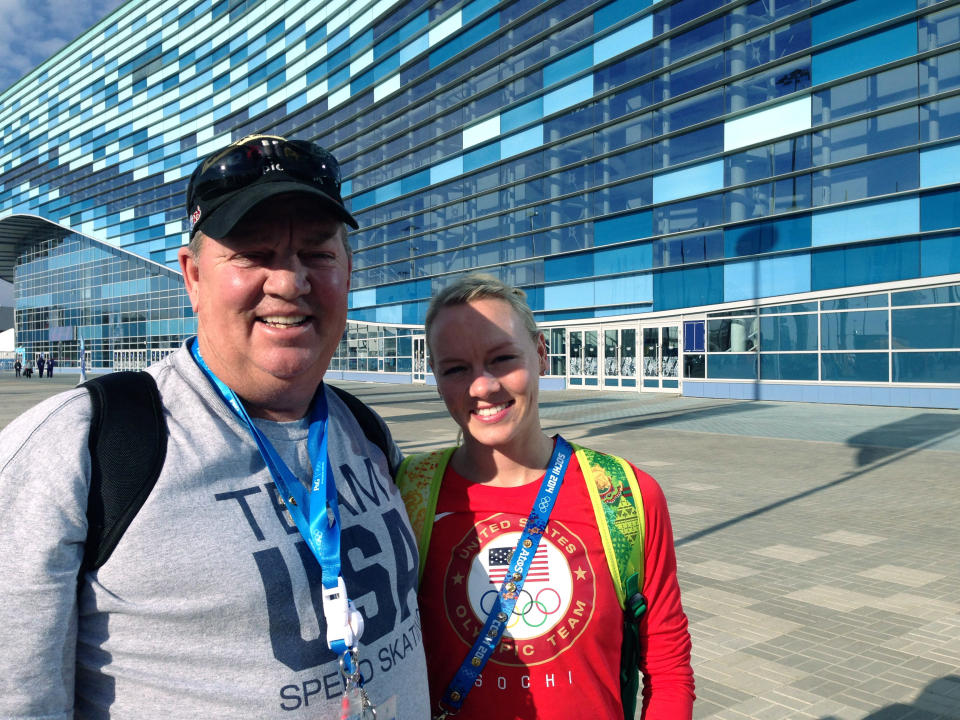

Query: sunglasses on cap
[186,134,358,236]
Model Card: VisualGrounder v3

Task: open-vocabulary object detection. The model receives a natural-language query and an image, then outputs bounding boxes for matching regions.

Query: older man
[0,135,428,718]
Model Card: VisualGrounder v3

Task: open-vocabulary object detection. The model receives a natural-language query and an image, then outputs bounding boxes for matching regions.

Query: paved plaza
[2,372,959,719]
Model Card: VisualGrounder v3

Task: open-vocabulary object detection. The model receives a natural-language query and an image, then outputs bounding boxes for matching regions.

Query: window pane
[821,352,889,381]
[760,314,818,351]
[892,351,960,382]
[760,353,818,380]
[707,353,758,379]
[892,306,960,348]
[708,317,758,352]
[892,283,960,305]
[821,310,889,350]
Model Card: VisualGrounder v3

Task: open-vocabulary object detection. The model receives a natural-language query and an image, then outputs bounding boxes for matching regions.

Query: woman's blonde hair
[424,273,539,354]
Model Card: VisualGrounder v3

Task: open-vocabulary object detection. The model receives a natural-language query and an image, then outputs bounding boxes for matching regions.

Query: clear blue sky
[0,0,128,95]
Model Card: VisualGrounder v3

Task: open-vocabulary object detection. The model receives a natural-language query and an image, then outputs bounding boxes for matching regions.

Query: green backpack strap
[572,443,647,616]
[572,443,647,720]
[396,447,456,585]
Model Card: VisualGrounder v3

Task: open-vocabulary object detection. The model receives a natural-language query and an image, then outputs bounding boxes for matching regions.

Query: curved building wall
[1,0,959,404]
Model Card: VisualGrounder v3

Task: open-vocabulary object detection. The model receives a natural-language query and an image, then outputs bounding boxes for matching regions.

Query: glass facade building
[2,0,960,406]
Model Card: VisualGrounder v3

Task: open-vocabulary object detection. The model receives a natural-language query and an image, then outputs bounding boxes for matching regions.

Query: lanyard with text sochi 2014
[434,435,574,720]
[189,339,372,711]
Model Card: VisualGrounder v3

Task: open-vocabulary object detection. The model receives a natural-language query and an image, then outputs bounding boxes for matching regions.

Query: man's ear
[178,246,201,312]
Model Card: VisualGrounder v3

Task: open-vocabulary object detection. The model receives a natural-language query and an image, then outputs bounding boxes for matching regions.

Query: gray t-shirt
[0,344,429,719]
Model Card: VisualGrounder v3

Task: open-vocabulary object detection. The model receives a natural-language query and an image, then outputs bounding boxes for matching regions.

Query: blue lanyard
[189,339,359,661]
[438,436,573,717]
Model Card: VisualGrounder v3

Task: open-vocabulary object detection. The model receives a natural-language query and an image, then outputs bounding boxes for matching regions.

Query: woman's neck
[454,432,555,487]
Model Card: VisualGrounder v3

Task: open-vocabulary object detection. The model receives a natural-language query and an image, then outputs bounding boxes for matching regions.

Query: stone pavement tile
[686,559,763,582]
[697,651,809,695]
[865,594,960,622]
[683,587,758,614]
[886,615,960,666]
[751,544,829,563]
[793,698,864,719]
[669,502,712,515]
[785,585,881,612]
[858,565,946,588]
[817,530,886,546]
[675,481,720,491]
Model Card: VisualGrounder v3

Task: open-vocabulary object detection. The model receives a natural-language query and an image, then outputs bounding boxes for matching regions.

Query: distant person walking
[14,359,21,377]
[36,355,45,378]
[46,357,55,378]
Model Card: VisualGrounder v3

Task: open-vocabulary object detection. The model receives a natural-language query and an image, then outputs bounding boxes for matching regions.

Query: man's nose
[265,257,310,297]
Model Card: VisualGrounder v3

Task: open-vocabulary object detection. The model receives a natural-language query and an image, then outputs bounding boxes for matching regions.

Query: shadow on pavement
[847,413,960,467]
[820,675,960,719]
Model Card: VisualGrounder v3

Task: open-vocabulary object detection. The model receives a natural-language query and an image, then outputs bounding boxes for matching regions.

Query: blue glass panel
[724,215,812,258]
[543,46,593,87]
[429,14,500,67]
[811,197,919,247]
[545,252,593,282]
[655,195,723,235]
[655,124,724,168]
[543,75,594,116]
[463,142,501,172]
[893,351,960,382]
[501,126,543,159]
[594,210,653,246]
[595,242,653,273]
[893,282,960,305]
[812,237,920,290]
[812,108,918,166]
[654,264,723,311]
[760,314,819,351]
[595,15,653,64]
[652,160,724,204]
[595,0,651,32]
[892,307,960,349]
[812,22,917,85]
[821,310,889,350]
[760,353,818,380]
[812,152,919,207]
[683,320,705,352]
[822,352,889,382]
[812,63,918,125]
[921,95,960,143]
[920,189,960,232]
[812,0,914,45]
[501,98,543,133]
[543,280,595,310]
[920,140,960,188]
[707,354,758,380]
[821,294,887,310]
[724,253,812,302]
[596,273,652,305]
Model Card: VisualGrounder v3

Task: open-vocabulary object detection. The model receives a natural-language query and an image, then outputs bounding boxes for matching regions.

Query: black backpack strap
[81,371,167,577]
[327,384,397,477]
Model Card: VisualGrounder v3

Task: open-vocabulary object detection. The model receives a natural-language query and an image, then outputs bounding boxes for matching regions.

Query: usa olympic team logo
[444,514,596,667]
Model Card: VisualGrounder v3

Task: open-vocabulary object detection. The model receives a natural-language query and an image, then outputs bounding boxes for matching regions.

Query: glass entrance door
[641,325,680,391]
[567,329,599,387]
[412,335,427,383]
[603,327,638,389]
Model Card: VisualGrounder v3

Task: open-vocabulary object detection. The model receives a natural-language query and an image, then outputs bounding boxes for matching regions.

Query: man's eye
[493,354,517,364]
[440,366,466,377]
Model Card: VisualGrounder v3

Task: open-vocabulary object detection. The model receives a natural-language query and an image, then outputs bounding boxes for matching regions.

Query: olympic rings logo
[479,588,562,629]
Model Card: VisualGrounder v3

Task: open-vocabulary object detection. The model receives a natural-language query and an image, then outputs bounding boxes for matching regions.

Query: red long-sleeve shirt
[417,451,695,718]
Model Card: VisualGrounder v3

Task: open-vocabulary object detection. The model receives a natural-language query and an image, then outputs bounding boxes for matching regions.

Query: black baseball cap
[186,134,358,239]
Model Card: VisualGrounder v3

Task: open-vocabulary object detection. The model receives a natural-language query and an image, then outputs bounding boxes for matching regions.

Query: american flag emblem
[487,544,550,584]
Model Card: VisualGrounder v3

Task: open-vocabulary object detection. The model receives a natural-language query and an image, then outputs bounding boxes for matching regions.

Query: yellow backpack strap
[572,443,646,618]
[396,447,456,586]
